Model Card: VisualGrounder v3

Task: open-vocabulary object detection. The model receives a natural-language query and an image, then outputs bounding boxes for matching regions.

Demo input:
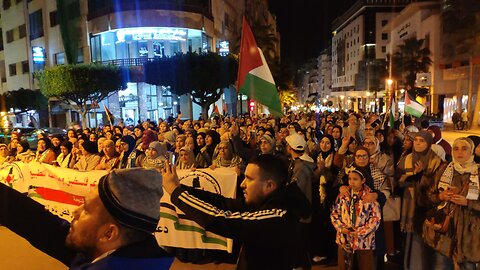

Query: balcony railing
[88,0,213,21]
[97,57,156,67]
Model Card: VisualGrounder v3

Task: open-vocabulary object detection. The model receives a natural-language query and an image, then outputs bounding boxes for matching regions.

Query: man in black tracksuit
[162,154,311,270]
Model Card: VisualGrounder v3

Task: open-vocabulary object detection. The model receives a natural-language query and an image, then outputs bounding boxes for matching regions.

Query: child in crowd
[331,168,381,270]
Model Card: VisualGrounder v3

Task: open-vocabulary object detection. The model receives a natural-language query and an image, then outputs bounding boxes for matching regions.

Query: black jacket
[170,182,310,270]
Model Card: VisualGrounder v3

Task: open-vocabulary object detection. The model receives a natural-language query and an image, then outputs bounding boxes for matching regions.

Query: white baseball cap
[285,133,306,151]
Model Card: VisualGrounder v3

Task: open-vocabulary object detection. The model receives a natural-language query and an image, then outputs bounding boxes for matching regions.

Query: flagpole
[103,104,113,128]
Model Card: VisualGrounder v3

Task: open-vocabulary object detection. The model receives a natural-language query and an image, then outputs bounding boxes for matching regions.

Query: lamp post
[385,78,395,114]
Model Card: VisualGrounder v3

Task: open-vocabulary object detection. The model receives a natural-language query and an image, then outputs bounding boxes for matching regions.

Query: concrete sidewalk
[0,227,337,270]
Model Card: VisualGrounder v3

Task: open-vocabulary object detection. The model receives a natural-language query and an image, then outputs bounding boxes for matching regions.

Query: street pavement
[0,227,336,269]
[441,128,480,145]
[0,125,472,270]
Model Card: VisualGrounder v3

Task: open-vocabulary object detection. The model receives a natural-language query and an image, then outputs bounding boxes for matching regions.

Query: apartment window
[29,9,44,40]
[6,29,13,43]
[55,52,65,65]
[382,20,388,26]
[18,24,26,39]
[3,0,11,10]
[49,10,59,27]
[382,46,386,53]
[224,13,230,28]
[382,33,388,40]
[9,63,16,76]
[21,61,29,74]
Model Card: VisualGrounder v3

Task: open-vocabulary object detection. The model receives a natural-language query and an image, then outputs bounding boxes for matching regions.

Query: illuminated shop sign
[219,41,229,56]
[32,46,45,63]
[116,28,187,42]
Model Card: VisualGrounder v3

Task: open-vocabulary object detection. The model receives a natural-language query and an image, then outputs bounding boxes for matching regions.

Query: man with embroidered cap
[162,154,310,270]
[0,168,173,270]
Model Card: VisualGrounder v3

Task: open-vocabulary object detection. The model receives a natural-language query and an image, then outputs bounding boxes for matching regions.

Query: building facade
[317,48,332,107]
[330,0,411,112]
[384,1,442,115]
[1,0,279,127]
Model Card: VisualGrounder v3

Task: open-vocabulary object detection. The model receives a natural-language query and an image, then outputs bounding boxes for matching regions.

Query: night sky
[269,0,356,65]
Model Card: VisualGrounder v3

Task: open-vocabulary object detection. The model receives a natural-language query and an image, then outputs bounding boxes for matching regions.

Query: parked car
[0,127,36,143]
[26,127,67,149]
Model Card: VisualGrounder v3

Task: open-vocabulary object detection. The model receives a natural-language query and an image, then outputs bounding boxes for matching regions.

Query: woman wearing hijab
[177,146,197,170]
[312,135,338,265]
[138,129,157,152]
[54,141,74,168]
[134,130,158,166]
[118,135,137,169]
[15,140,35,162]
[35,138,56,164]
[196,129,220,168]
[331,125,343,152]
[426,137,480,269]
[397,130,444,270]
[184,136,200,157]
[196,132,206,149]
[427,125,452,161]
[50,134,64,157]
[72,140,100,171]
[210,140,244,175]
[139,141,167,170]
[363,135,398,258]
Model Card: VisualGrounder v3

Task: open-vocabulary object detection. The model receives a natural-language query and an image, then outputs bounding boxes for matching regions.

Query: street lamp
[387,79,393,87]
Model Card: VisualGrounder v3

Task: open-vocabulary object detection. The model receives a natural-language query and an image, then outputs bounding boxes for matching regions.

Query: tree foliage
[35,64,127,126]
[232,9,280,81]
[390,37,432,97]
[3,88,48,113]
[144,53,237,118]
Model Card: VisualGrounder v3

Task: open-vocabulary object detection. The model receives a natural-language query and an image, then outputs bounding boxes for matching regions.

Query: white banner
[157,168,237,252]
[0,162,237,252]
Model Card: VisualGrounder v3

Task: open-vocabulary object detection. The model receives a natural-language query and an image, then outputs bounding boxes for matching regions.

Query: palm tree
[391,37,432,95]
[232,20,279,68]
[279,89,297,109]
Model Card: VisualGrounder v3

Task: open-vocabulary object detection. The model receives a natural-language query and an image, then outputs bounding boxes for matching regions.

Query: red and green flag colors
[405,92,425,118]
[237,17,283,116]
[389,96,396,128]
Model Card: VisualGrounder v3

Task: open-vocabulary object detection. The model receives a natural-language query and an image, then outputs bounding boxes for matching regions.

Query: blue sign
[32,47,45,63]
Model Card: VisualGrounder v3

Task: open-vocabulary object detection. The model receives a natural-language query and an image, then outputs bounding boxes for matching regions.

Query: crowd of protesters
[0,108,479,270]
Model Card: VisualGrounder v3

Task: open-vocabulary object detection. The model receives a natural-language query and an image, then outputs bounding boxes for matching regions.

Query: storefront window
[138,41,148,57]
[90,27,203,63]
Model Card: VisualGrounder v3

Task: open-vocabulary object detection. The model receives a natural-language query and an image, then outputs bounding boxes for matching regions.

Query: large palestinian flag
[237,17,283,116]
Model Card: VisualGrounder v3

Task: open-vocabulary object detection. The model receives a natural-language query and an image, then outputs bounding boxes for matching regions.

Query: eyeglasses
[365,128,374,131]
[355,154,369,159]
[363,141,374,146]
